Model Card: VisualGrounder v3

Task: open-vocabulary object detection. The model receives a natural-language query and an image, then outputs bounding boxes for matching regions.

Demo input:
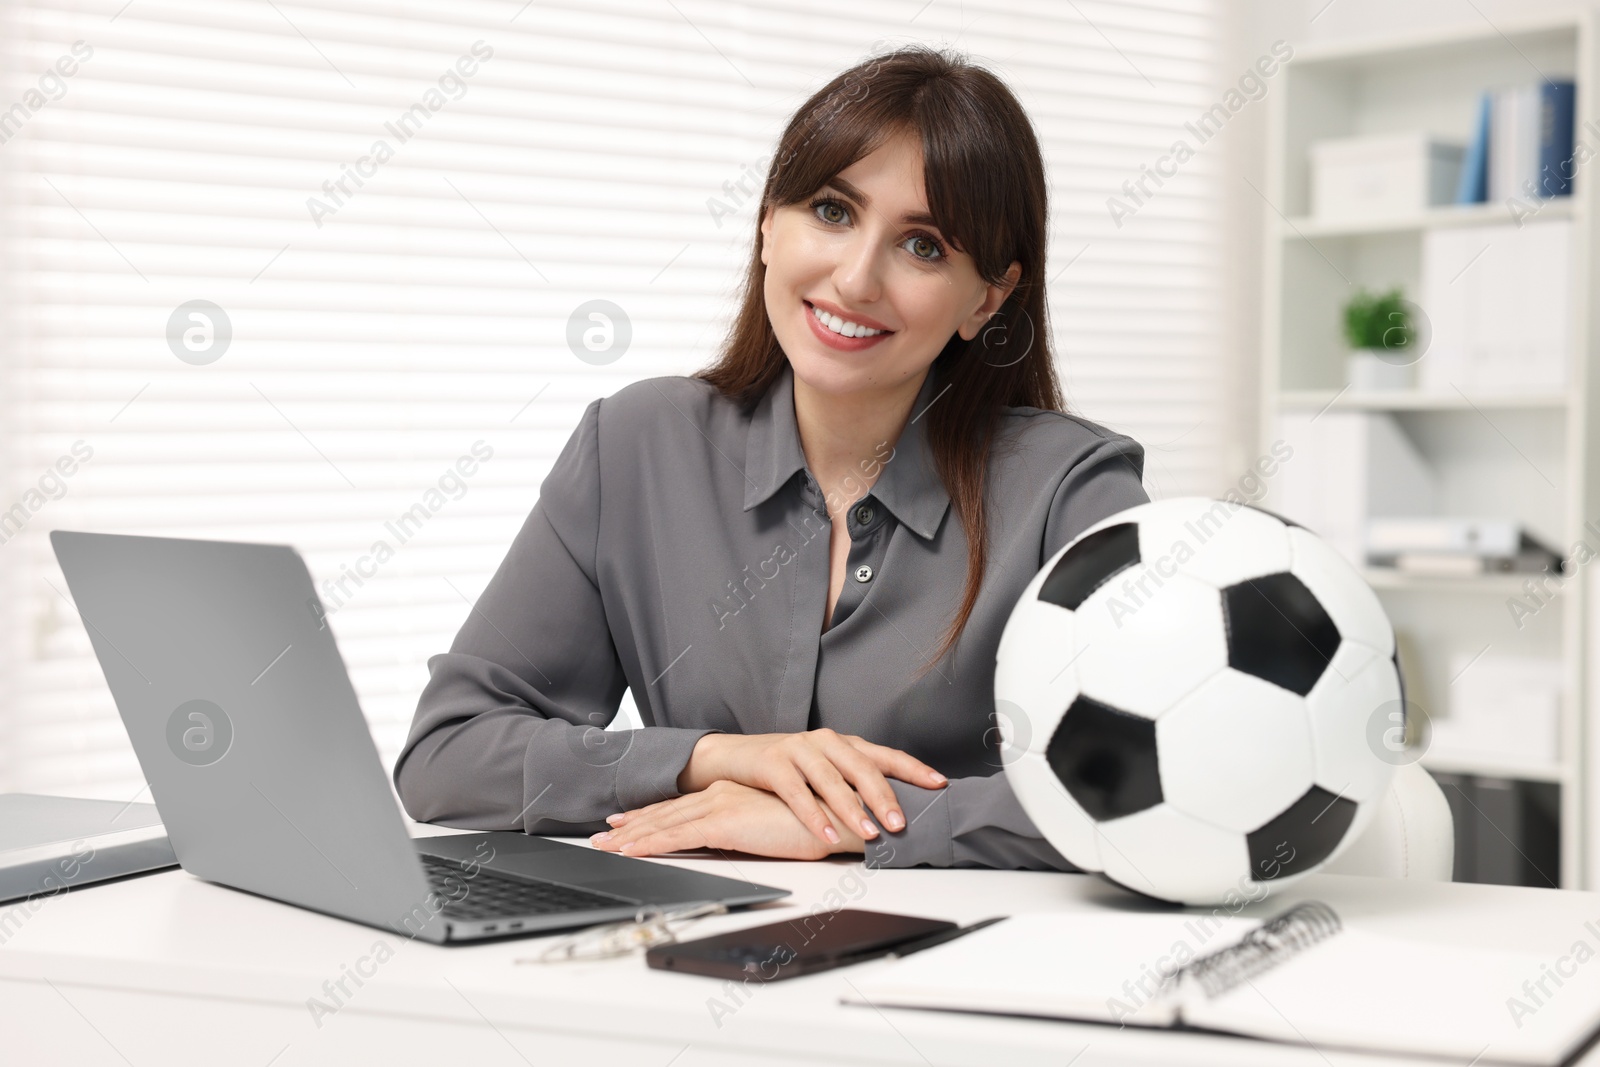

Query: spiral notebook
[841,902,1600,1065]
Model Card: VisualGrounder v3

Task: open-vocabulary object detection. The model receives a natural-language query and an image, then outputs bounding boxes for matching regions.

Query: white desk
[3,827,1598,1067]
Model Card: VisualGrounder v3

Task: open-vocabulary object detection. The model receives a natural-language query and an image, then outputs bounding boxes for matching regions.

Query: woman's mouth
[804,300,893,351]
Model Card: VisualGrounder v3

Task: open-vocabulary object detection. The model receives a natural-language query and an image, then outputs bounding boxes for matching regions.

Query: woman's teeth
[810,302,885,338]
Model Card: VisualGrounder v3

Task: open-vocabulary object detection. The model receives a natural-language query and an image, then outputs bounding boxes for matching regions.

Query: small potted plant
[1342,287,1417,390]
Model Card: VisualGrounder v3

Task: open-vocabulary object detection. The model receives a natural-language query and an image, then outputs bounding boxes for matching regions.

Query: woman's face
[760,130,1020,399]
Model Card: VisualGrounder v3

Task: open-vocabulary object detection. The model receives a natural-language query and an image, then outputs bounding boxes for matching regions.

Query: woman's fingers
[819,741,906,833]
[764,764,843,846]
[604,800,672,827]
[596,795,705,850]
[847,735,948,788]
[605,796,679,829]
[790,743,882,839]
[614,820,712,857]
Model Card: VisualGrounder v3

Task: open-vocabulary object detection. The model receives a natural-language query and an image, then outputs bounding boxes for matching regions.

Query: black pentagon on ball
[1247,785,1357,881]
[1222,572,1341,696]
[1039,522,1140,610]
[1045,695,1163,821]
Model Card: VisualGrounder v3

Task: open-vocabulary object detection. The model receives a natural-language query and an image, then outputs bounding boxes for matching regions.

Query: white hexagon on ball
[1073,571,1227,719]
[1305,639,1401,808]
[1095,804,1250,905]
[994,594,1079,743]
[1132,497,1292,589]
[1157,669,1316,834]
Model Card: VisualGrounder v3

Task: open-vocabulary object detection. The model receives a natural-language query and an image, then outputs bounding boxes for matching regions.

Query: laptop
[50,530,789,945]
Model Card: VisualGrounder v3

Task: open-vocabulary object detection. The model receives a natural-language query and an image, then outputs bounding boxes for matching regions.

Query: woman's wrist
[676,731,729,793]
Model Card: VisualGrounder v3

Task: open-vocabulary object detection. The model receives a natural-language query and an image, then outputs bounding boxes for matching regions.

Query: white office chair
[1320,761,1455,880]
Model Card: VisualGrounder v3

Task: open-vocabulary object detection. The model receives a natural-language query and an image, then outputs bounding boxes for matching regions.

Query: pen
[885,915,1009,959]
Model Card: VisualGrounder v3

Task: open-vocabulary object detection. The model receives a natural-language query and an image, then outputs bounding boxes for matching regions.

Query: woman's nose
[833,233,884,304]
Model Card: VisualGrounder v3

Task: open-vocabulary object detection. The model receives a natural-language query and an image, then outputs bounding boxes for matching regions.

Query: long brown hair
[695,44,1065,673]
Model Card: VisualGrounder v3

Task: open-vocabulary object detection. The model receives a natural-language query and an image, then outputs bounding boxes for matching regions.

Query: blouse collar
[742,361,951,541]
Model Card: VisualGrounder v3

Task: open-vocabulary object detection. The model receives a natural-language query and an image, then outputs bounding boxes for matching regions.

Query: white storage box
[1310,133,1464,220]
[1366,517,1522,558]
[1433,654,1562,766]
[1419,219,1570,393]
[1265,410,1436,569]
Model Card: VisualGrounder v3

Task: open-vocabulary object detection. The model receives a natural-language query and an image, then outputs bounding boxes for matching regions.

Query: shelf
[1419,752,1567,784]
[1290,12,1581,70]
[1278,388,1571,412]
[1280,198,1576,239]
[1361,568,1542,596]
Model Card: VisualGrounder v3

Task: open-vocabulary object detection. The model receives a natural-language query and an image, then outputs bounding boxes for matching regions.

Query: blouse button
[854,564,874,583]
[855,504,874,525]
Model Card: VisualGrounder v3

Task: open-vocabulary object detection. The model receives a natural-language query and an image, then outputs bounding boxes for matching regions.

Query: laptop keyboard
[419,854,637,920]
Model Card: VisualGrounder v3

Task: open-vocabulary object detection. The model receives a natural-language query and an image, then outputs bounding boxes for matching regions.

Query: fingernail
[824,825,840,844]
[605,813,624,825]
[620,842,635,853]
[930,772,947,784]
[590,831,611,843]
[886,810,905,831]
[860,818,878,839]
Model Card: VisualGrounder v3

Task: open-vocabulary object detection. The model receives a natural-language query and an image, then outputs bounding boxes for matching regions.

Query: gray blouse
[392,361,1149,869]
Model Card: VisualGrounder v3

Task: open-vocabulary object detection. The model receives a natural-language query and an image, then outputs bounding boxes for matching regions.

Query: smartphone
[645,908,956,982]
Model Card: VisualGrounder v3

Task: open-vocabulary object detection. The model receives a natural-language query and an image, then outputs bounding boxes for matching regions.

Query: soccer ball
[995,497,1401,905]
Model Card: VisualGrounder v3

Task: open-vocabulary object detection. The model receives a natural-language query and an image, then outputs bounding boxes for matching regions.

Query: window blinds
[0,0,1222,799]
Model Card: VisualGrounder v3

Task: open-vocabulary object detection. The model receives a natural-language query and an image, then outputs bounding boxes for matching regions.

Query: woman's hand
[590,780,868,861]
[674,729,946,848]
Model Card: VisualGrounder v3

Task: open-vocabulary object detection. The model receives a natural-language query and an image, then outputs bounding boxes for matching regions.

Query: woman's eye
[905,235,943,261]
[813,199,848,225]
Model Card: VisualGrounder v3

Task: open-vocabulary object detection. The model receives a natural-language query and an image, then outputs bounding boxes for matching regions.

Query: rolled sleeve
[392,397,716,836]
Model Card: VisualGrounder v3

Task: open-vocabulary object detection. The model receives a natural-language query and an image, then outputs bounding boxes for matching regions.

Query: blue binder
[1455,91,1490,203]
[1538,80,1576,198]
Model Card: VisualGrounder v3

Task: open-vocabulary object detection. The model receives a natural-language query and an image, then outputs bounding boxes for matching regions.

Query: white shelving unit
[1280,390,1572,412]
[1283,197,1577,238]
[1258,14,1600,889]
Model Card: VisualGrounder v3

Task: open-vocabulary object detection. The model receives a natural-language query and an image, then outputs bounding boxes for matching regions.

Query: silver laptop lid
[50,530,445,941]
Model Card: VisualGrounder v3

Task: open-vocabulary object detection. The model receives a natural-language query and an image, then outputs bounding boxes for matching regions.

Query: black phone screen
[645,908,956,982]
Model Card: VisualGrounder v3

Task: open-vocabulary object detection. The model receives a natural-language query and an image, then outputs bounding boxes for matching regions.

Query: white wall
[1217,0,1309,476]
[1301,0,1594,42]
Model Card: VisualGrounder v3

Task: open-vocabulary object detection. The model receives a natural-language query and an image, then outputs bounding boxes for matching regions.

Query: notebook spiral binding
[1167,901,1343,1001]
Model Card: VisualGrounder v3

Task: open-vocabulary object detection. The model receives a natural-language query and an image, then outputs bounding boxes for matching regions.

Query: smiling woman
[392,45,1150,871]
